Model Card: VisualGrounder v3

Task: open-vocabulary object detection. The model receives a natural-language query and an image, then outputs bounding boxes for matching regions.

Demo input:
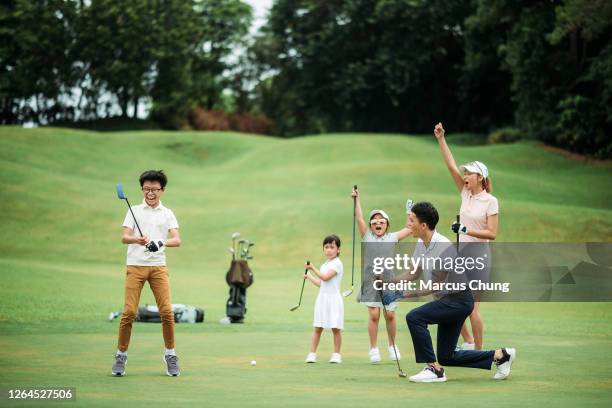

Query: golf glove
[146,239,165,253]
[406,199,414,213]
[451,222,468,235]
[382,290,403,305]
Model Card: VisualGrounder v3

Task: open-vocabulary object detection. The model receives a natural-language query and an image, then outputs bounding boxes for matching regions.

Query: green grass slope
[0,127,611,407]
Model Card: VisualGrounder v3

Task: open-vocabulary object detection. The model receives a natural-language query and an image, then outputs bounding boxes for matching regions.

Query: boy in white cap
[351,188,412,363]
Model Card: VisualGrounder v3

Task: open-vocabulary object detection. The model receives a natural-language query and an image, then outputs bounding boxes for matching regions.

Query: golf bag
[225,260,253,323]
[136,304,204,323]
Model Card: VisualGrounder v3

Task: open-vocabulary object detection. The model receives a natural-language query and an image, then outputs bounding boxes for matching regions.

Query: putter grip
[354,184,358,191]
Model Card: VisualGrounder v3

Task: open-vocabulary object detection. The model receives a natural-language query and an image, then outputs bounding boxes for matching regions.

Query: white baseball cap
[460,161,489,178]
[369,209,390,223]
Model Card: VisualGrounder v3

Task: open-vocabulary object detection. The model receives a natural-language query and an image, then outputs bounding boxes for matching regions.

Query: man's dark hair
[411,202,439,230]
[139,170,167,189]
[323,234,341,249]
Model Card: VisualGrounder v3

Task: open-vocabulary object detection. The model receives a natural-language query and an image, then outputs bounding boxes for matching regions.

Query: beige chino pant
[117,265,174,352]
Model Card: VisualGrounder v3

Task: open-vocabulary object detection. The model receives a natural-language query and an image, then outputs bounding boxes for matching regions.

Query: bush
[488,127,522,144]
[189,108,272,135]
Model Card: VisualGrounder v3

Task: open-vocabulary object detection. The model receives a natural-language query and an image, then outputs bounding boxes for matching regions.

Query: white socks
[165,348,176,356]
[116,350,127,356]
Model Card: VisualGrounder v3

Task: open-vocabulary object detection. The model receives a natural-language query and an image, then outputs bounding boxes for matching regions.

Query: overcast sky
[243,0,273,32]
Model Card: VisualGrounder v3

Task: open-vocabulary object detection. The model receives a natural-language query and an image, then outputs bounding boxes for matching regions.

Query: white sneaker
[409,366,446,383]
[493,348,516,380]
[388,344,401,361]
[368,347,381,363]
[460,342,475,350]
[305,352,317,363]
[329,353,342,364]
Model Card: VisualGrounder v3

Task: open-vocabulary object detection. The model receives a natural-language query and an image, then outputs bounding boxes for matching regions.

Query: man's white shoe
[409,366,446,383]
[369,347,381,363]
[305,352,317,363]
[493,348,516,380]
[460,342,475,350]
[388,344,401,361]
[329,353,342,364]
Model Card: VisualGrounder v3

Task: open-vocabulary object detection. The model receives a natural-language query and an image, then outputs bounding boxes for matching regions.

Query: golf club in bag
[225,232,254,323]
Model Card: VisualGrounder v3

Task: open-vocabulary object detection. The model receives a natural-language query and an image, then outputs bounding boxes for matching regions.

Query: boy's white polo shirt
[122,200,179,266]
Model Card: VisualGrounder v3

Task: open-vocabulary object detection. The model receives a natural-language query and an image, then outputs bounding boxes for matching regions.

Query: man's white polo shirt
[412,230,452,282]
[122,200,179,266]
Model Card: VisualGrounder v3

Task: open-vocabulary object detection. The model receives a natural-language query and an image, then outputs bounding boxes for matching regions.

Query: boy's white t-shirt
[122,200,179,266]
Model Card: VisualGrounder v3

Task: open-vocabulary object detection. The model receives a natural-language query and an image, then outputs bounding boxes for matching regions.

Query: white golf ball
[250,360,257,366]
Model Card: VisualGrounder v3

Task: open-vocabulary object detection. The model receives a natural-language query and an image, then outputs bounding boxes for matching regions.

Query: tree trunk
[132,96,139,118]
[120,91,129,118]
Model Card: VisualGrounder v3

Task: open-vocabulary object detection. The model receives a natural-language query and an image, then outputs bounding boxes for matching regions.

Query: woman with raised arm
[433,122,499,351]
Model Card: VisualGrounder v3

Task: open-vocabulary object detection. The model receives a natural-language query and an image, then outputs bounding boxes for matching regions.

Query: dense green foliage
[255,0,611,157]
[0,0,252,127]
[1,0,611,156]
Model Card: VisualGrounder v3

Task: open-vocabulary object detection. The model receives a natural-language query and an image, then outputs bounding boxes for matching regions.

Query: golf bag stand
[225,260,254,323]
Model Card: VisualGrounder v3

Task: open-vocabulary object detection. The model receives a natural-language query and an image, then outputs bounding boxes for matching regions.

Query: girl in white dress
[304,235,344,364]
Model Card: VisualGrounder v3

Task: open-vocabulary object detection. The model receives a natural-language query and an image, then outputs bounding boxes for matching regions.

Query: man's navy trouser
[406,290,494,369]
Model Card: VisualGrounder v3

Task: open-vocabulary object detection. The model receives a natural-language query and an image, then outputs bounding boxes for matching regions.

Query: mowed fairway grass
[1,126,611,407]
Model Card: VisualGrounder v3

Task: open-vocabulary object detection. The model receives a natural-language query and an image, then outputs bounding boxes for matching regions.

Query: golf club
[343,185,358,297]
[289,261,310,311]
[231,232,241,257]
[455,214,460,253]
[116,183,144,237]
[376,273,407,378]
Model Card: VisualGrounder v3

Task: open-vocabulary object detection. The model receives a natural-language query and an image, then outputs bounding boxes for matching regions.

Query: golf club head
[116,183,126,200]
[227,248,235,253]
[231,232,241,239]
[399,370,407,378]
[289,304,300,312]
[342,288,353,297]
[406,199,414,212]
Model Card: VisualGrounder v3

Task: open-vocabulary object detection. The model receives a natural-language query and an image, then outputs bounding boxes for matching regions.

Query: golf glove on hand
[382,290,403,305]
[451,222,468,235]
[405,199,414,214]
[145,239,165,253]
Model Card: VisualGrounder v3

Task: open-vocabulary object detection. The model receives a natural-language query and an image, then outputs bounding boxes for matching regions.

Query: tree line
[1,0,610,157]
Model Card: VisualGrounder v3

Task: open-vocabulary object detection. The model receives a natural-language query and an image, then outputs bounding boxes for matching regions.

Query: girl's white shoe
[305,352,317,363]
[388,344,401,361]
[369,347,381,363]
[329,353,342,364]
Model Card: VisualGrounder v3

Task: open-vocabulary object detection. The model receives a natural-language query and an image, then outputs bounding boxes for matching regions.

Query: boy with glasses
[111,170,182,377]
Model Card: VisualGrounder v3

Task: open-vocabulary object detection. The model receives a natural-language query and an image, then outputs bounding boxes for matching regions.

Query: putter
[376,273,407,378]
[343,185,358,297]
[116,183,144,237]
[289,261,310,311]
